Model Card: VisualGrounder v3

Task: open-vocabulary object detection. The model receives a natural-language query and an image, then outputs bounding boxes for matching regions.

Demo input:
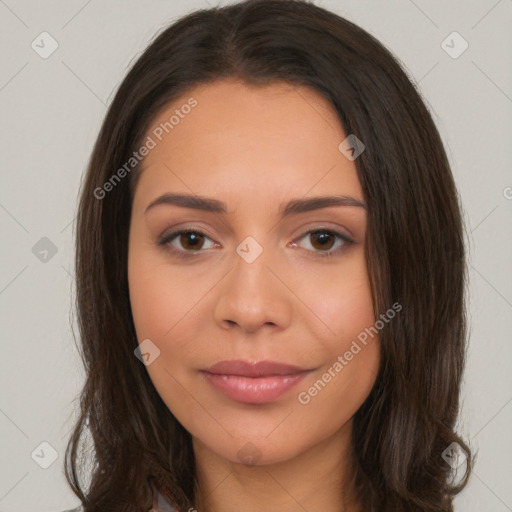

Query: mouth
[200,360,313,404]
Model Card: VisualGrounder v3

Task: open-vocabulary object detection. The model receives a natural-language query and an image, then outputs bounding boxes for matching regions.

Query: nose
[213,241,293,334]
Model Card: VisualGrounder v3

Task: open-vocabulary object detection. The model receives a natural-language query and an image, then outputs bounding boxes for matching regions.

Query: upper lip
[203,360,310,377]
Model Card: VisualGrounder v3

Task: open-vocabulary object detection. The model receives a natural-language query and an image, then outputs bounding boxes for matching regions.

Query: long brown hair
[66,1,473,510]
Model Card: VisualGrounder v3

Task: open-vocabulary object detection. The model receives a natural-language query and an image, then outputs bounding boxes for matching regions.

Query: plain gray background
[0,0,511,510]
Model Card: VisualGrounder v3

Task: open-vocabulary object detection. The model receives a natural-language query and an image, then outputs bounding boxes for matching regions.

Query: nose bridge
[213,234,292,332]
[235,236,273,296]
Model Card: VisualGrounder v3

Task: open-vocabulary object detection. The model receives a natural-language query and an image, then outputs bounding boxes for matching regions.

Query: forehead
[134,79,363,208]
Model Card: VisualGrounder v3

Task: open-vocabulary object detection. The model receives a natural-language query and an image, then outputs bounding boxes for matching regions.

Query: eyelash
[156,227,354,260]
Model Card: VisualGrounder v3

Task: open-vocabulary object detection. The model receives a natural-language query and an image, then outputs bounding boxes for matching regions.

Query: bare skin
[128,79,379,512]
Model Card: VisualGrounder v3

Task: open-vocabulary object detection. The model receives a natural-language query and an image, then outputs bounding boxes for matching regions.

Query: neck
[192,421,361,512]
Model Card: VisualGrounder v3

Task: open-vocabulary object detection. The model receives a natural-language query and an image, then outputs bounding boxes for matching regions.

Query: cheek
[294,249,378,396]
[128,252,210,389]
[128,258,202,417]
[128,251,204,342]
[128,265,168,340]
[295,262,379,424]
[297,248,375,341]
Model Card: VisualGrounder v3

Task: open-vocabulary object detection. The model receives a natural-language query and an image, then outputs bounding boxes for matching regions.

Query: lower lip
[201,371,309,404]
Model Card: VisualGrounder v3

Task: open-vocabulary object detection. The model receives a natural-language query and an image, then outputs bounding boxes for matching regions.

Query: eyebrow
[144,193,366,217]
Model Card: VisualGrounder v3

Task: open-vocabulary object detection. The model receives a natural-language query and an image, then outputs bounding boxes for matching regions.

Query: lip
[204,360,309,377]
[201,360,312,404]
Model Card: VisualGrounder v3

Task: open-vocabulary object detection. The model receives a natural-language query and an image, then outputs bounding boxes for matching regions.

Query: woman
[64,1,472,511]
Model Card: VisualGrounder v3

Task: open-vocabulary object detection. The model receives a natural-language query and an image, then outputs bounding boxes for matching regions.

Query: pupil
[182,232,202,249]
[312,232,333,250]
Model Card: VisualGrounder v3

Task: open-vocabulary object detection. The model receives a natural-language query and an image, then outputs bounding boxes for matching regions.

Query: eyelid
[290,228,353,258]
[156,227,217,258]
[157,225,354,258]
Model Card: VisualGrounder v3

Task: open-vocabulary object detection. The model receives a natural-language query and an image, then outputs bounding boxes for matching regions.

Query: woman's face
[128,79,379,466]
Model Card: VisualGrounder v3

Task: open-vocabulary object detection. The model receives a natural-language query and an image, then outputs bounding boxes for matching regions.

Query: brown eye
[294,229,353,257]
[158,229,216,256]
[309,231,336,251]
[178,232,205,251]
